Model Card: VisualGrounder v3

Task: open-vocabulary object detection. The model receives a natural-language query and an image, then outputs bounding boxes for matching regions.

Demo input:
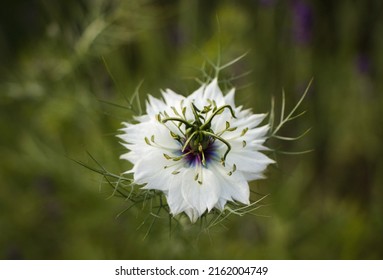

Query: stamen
[199,144,206,166]
[164,150,193,162]
[241,127,249,136]
[211,99,217,111]
[227,164,236,176]
[201,105,212,114]
[197,165,203,185]
[216,123,237,137]
[163,153,172,160]
[170,155,184,161]
[171,106,180,117]
[145,135,181,152]
[170,131,180,139]
[164,161,181,169]
[194,173,199,181]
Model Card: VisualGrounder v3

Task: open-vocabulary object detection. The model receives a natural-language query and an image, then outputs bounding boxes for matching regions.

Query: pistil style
[161,103,237,167]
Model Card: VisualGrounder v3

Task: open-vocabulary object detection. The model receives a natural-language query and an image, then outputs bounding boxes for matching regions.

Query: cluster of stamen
[160,100,236,166]
[144,100,244,184]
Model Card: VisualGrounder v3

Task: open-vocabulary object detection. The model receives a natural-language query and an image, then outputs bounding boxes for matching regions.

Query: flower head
[119,79,274,222]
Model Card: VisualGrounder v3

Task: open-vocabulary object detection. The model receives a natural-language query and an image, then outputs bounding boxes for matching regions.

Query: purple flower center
[182,138,217,167]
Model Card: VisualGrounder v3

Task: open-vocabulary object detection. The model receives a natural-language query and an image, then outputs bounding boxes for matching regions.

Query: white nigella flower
[119,79,274,222]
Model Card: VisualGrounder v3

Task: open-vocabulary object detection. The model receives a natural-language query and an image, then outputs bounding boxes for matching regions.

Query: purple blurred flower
[292,0,313,45]
[356,53,372,76]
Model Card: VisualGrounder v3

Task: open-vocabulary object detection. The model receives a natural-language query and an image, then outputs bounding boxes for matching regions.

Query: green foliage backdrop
[1,0,382,259]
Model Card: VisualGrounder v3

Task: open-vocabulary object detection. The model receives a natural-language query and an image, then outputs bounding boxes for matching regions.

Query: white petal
[203,78,225,105]
[242,171,266,181]
[181,167,221,217]
[146,95,167,116]
[141,163,180,192]
[215,198,226,211]
[132,149,172,185]
[187,83,206,107]
[184,208,199,223]
[119,120,180,151]
[120,151,139,163]
[210,110,233,132]
[210,163,250,205]
[244,124,270,140]
[233,113,267,130]
[167,172,189,215]
[226,149,274,174]
[161,89,185,107]
[224,88,236,107]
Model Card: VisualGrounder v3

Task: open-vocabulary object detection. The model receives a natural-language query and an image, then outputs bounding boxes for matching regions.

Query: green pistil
[161,102,237,165]
[200,104,236,130]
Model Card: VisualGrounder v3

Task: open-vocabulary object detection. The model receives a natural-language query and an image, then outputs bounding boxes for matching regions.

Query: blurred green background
[1,0,382,259]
